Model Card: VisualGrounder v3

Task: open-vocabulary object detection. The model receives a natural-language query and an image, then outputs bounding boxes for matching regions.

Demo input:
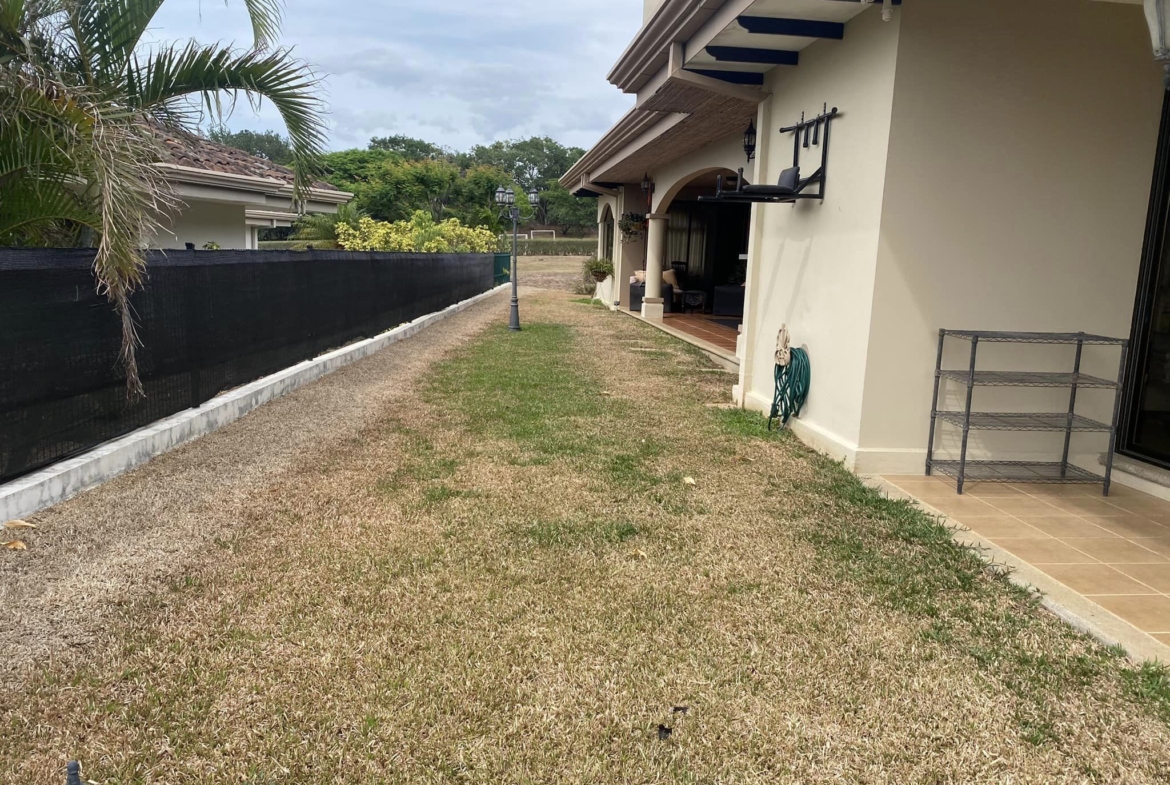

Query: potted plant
[583,257,614,283]
[618,213,646,243]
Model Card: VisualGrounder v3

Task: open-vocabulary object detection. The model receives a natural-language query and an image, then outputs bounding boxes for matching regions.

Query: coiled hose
[768,347,810,431]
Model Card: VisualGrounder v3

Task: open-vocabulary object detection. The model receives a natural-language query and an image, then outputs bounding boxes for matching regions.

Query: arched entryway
[645,168,751,328]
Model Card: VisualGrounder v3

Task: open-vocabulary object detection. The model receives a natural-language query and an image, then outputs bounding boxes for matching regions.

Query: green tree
[209,128,294,165]
[0,0,326,393]
[465,137,585,193]
[542,181,597,236]
[369,134,451,161]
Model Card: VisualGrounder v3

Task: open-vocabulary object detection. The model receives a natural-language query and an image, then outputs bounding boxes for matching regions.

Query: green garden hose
[769,347,810,431]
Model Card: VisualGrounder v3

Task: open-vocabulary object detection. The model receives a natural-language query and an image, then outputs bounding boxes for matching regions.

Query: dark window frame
[1120,91,1170,468]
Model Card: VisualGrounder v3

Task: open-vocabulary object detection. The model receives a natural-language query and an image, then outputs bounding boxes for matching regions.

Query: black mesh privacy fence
[0,248,494,484]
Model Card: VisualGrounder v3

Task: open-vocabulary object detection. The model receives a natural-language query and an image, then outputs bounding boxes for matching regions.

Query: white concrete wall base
[641,299,664,320]
[0,284,509,522]
[1102,453,1170,502]
[744,390,858,468]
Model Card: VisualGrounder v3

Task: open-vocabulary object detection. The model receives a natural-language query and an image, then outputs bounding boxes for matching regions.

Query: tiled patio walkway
[883,476,1170,653]
[660,313,739,354]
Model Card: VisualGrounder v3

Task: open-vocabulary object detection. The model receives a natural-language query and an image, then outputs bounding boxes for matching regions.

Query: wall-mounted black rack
[700,105,839,205]
[926,330,1129,496]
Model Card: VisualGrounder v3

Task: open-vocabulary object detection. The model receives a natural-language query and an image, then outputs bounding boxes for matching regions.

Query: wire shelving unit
[925,330,1129,495]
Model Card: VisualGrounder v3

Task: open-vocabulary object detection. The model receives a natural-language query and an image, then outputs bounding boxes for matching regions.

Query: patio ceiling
[562,0,890,193]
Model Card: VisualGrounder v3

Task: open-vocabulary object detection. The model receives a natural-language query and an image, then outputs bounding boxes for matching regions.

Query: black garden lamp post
[496,186,541,331]
[743,119,757,162]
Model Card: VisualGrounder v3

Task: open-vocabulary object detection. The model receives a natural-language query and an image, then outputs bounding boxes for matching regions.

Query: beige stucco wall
[738,7,902,462]
[149,200,249,250]
[651,131,747,213]
[855,0,1163,474]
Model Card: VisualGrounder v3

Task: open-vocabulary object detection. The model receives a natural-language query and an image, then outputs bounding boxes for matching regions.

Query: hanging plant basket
[618,213,646,243]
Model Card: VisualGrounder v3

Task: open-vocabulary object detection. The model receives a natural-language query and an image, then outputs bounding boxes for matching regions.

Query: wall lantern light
[743,120,757,162]
[1146,0,1170,89]
[641,173,653,196]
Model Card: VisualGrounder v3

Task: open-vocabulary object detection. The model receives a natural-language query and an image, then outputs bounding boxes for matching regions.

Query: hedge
[258,240,340,251]
[504,238,597,256]
[256,238,595,255]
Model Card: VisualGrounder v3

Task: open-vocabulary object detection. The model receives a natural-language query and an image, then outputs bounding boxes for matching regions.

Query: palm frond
[239,0,282,51]
[125,41,326,198]
[67,0,165,85]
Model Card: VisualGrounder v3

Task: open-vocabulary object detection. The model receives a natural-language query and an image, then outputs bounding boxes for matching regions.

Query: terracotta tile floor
[883,475,1170,650]
[661,313,739,354]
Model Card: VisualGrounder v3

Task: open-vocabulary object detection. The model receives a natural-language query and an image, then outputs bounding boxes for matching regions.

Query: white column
[642,213,668,320]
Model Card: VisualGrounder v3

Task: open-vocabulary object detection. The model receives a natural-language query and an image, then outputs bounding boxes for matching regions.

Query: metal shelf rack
[926,330,1129,495]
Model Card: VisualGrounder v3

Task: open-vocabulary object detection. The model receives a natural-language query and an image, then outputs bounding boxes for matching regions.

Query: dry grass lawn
[3,290,1170,783]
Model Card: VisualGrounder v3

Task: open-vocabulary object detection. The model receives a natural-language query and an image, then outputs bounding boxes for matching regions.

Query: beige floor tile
[992,538,1099,565]
[1100,497,1170,515]
[1043,497,1130,517]
[1018,516,1119,539]
[963,483,1026,497]
[1041,564,1159,596]
[1012,484,1101,498]
[1083,515,1170,540]
[982,496,1068,516]
[1116,564,1170,593]
[962,517,1050,540]
[926,497,1000,518]
[1061,538,1170,564]
[1137,538,1170,558]
[884,475,947,484]
[1092,595,1170,633]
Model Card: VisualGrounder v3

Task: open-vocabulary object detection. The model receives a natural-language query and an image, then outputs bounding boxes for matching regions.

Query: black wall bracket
[700,105,839,205]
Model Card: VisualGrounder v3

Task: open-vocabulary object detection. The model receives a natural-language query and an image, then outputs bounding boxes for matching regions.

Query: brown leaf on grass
[3,519,36,530]
[3,540,28,551]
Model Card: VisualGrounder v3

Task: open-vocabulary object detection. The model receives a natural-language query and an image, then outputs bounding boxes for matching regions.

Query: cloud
[146,0,640,152]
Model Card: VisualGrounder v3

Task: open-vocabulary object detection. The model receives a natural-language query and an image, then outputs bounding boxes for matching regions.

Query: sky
[146,1,643,153]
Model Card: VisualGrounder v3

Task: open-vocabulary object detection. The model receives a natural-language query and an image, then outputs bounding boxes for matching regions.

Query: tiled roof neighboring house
[154,129,341,193]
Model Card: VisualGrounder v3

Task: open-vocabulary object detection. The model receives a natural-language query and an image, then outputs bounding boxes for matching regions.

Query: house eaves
[607,0,725,94]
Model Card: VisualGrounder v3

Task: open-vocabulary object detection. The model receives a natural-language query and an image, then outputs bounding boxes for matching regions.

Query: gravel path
[0,291,508,677]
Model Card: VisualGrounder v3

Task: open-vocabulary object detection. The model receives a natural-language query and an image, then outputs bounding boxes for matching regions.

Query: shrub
[257,240,340,251]
[509,238,597,256]
[337,212,497,253]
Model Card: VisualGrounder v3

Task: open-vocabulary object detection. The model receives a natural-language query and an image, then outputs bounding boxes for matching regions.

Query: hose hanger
[701,105,840,206]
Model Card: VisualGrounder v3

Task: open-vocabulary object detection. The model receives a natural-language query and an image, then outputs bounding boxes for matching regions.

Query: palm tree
[0,0,326,395]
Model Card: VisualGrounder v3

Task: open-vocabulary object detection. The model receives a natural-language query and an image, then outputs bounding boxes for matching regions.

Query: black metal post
[957,336,980,495]
[1061,337,1085,478]
[926,329,946,476]
[509,206,521,332]
[1104,342,1130,497]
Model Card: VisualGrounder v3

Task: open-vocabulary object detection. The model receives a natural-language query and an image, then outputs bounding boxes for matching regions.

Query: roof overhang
[245,209,299,228]
[566,0,896,194]
[156,163,354,208]
[609,0,898,94]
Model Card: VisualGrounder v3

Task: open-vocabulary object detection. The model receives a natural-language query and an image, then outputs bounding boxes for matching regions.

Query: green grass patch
[427,323,607,459]
[712,408,789,441]
[517,517,640,548]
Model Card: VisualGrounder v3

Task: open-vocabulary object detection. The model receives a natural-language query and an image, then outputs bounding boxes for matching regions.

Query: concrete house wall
[149,201,250,250]
[737,7,903,464]
[857,0,1163,473]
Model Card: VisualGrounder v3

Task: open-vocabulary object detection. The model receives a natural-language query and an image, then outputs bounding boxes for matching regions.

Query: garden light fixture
[497,185,529,331]
[743,120,757,163]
